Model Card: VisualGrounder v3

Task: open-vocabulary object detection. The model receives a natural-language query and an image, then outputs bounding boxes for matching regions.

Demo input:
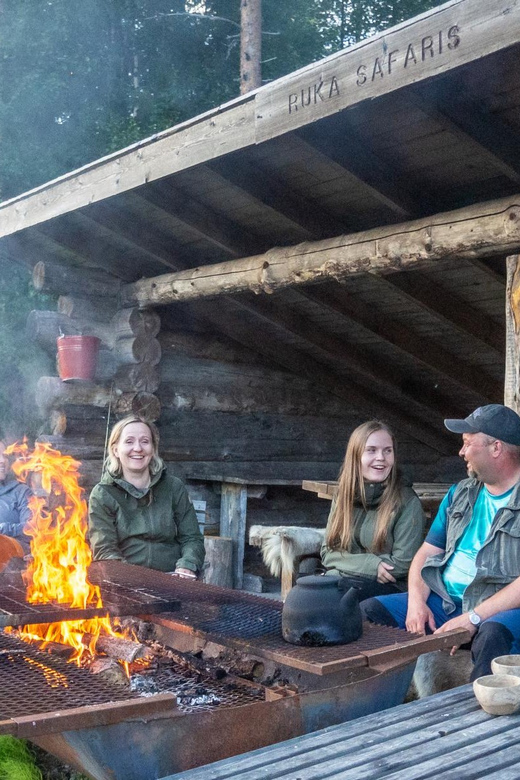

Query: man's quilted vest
[421,478,520,613]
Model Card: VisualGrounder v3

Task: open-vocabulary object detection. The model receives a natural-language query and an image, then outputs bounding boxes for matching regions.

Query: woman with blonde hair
[321,421,424,600]
[88,416,205,577]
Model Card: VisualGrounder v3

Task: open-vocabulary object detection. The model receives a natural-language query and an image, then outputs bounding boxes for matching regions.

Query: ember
[4,441,124,665]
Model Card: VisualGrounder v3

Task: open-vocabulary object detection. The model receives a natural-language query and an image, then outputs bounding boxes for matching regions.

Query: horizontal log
[114,363,160,393]
[159,383,345,416]
[36,377,161,420]
[121,195,520,307]
[33,260,120,298]
[159,331,265,365]
[27,310,112,351]
[58,295,117,323]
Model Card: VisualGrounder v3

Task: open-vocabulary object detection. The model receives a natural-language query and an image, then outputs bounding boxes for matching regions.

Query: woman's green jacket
[88,466,205,573]
[321,482,425,586]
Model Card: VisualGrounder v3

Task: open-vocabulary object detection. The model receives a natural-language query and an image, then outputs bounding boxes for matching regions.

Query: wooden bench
[162,684,511,780]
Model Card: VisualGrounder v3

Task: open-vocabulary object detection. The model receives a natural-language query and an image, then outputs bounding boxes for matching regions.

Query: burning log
[82,632,150,663]
[90,656,129,686]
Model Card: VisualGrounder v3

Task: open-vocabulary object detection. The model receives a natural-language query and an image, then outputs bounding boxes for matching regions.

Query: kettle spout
[339,586,363,643]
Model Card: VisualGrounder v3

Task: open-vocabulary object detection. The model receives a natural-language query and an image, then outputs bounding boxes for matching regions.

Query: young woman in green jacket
[321,421,425,601]
[88,416,205,578]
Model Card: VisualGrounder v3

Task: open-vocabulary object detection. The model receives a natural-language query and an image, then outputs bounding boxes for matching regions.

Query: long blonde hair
[106,416,163,477]
[325,421,402,553]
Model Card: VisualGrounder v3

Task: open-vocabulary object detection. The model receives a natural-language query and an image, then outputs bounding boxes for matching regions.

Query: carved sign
[255,0,520,143]
[286,25,460,116]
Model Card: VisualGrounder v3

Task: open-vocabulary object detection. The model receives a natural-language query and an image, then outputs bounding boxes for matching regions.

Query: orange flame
[5,441,119,664]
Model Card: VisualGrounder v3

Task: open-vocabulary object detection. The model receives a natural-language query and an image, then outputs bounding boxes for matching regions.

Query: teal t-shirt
[437,486,513,602]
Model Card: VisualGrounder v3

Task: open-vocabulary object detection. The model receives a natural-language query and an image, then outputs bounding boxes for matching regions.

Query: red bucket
[57,335,100,381]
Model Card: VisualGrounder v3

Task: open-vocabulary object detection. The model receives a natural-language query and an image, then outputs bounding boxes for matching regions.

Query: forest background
[0,0,443,434]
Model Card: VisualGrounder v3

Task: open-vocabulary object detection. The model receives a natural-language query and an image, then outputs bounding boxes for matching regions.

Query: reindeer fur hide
[249,525,325,578]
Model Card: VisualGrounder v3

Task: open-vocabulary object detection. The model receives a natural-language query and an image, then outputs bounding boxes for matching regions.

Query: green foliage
[0,736,42,780]
[0,0,445,200]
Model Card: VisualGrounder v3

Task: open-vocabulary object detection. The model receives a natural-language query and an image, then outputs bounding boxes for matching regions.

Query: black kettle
[281,574,363,646]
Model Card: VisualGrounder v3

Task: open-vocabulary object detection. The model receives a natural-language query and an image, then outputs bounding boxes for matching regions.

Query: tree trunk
[240,0,262,94]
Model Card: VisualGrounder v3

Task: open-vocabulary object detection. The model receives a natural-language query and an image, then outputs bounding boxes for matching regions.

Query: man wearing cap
[361,404,520,679]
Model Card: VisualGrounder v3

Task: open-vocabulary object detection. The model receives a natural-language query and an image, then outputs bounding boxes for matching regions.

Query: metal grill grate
[0,631,263,722]
[90,561,426,672]
[0,581,180,628]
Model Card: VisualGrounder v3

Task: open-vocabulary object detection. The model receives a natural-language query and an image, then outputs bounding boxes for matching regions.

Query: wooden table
[163,683,520,780]
[303,480,451,519]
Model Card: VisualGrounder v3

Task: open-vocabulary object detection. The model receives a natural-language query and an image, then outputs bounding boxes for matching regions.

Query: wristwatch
[468,610,481,626]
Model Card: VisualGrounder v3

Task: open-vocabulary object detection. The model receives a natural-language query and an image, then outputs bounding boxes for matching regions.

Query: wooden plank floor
[163,684,520,780]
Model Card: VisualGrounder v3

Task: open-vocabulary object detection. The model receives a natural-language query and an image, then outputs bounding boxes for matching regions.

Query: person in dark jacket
[0,439,31,549]
[88,416,205,577]
[321,420,425,601]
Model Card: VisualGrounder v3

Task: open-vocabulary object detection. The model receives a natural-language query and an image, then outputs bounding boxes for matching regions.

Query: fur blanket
[249,525,325,578]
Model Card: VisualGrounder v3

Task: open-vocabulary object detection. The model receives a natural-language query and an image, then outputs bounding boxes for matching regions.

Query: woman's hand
[377,561,396,584]
[172,567,197,579]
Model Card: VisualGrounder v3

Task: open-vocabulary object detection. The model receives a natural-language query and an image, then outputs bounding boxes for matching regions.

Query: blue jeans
[361,592,520,680]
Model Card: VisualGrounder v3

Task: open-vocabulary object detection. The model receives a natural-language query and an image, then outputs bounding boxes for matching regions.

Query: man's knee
[470,620,514,681]
[360,597,399,628]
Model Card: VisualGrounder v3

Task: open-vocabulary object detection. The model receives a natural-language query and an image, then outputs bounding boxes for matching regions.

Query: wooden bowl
[491,655,520,677]
[473,674,520,715]
[0,534,24,571]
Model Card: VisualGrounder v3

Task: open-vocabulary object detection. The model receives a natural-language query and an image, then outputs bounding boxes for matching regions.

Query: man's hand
[405,600,436,635]
[377,562,396,584]
[434,612,477,655]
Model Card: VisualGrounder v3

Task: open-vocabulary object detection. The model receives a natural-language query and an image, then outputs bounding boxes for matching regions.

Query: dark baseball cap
[444,404,520,445]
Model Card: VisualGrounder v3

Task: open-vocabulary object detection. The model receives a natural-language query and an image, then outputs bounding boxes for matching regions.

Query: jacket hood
[357,470,411,508]
[100,461,166,499]
[0,478,24,497]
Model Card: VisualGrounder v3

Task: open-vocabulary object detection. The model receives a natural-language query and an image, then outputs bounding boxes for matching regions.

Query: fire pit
[0,442,468,780]
[0,561,468,780]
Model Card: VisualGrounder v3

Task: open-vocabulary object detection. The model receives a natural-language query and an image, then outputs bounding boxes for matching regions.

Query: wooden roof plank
[133,180,268,258]
[384,271,505,354]
[409,86,520,184]
[206,158,344,239]
[298,286,499,402]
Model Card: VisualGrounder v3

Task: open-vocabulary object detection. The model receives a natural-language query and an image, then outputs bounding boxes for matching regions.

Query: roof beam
[121,194,520,308]
[296,127,424,219]
[194,298,451,453]
[408,88,520,185]
[34,215,160,279]
[232,293,454,425]
[133,180,268,258]
[298,286,500,402]
[382,271,505,355]
[206,158,348,239]
[78,202,186,271]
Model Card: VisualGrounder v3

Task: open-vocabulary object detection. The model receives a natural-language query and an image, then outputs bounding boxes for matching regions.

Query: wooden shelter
[2,0,520,585]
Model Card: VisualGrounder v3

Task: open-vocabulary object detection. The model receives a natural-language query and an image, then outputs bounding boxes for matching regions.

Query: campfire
[4,440,137,670]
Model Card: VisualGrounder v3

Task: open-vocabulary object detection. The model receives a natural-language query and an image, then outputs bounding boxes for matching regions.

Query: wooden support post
[505,255,520,413]
[203,537,233,588]
[219,483,247,590]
